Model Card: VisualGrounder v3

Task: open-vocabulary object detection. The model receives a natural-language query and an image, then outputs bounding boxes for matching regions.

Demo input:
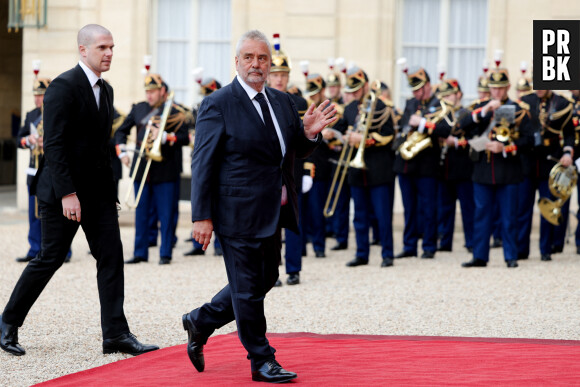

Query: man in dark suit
[182,30,336,383]
[0,24,158,357]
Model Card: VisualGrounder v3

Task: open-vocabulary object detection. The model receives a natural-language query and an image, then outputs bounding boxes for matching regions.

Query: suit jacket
[191,77,320,238]
[32,65,117,205]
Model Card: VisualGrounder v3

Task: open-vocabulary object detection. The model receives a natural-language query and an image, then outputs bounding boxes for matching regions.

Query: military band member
[517,88,575,261]
[115,73,191,265]
[185,76,223,257]
[16,78,51,263]
[515,62,533,100]
[304,73,349,256]
[436,78,474,253]
[393,66,453,259]
[461,66,531,268]
[267,34,309,285]
[343,68,398,268]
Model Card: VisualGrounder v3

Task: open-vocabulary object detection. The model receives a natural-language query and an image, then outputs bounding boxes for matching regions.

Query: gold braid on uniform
[367,101,395,147]
[165,103,194,132]
[425,99,456,129]
[111,109,126,138]
[467,97,490,111]
[544,99,574,134]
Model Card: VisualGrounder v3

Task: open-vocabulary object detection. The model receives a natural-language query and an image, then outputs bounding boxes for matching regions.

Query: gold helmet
[270,33,291,73]
[516,61,532,92]
[437,78,461,97]
[488,50,509,88]
[144,73,166,90]
[305,73,326,97]
[406,67,430,91]
[33,78,51,95]
[344,66,368,93]
[200,77,222,96]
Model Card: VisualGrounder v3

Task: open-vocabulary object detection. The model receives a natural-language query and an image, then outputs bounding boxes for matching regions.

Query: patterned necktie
[254,92,282,156]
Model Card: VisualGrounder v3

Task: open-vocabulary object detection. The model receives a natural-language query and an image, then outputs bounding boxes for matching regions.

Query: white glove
[302,175,313,193]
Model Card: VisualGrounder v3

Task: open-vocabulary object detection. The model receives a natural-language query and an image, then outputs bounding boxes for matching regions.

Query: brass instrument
[538,157,577,225]
[323,90,377,217]
[398,100,453,160]
[124,91,174,209]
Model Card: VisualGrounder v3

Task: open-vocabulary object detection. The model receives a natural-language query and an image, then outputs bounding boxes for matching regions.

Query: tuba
[538,158,578,225]
[124,91,174,209]
[323,90,377,217]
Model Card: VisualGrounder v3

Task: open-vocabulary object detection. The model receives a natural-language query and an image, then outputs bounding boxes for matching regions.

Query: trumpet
[124,91,174,209]
[323,90,377,217]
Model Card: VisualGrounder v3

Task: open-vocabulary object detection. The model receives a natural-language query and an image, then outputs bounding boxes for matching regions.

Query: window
[397,0,488,107]
[155,0,231,106]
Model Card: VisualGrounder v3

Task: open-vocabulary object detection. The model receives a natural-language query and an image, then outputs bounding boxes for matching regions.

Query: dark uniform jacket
[394,95,453,177]
[573,95,580,161]
[344,95,397,187]
[114,100,191,184]
[520,92,575,180]
[289,93,309,193]
[461,98,531,185]
[439,105,473,181]
[17,107,42,185]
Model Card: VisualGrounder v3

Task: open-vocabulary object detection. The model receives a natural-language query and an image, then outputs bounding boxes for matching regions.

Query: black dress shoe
[330,242,348,251]
[517,253,529,260]
[371,239,380,246]
[102,332,158,356]
[182,314,206,372]
[184,248,205,256]
[148,241,158,248]
[541,254,552,261]
[577,246,580,255]
[315,251,326,258]
[15,255,36,263]
[274,279,282,287]
[0,315,25,356]
[437,246,452,252]
[461,258,487,268]
[551,245,563,254]
[466,247,473,253]
[125,256,147,264]
[346,257,368,267]
[490,239,503,248]
[506,260,519,268]
[252,360,297,383]
[381,258,394,267]
[286,273,300,285]
[394,250,416,259]
[421,251,435,259]
[159,257,171,265]
[64,255,71,263]
[214,246,223,256]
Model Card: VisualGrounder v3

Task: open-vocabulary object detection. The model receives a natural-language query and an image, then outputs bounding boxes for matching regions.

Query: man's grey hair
[235,30,272,57]
[77,24,112,47]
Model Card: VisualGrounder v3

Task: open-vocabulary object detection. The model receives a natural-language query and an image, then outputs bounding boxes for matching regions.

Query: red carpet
[36,332,580,386]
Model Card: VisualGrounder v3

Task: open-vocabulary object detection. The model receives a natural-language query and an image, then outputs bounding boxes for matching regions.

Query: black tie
[96,79,109,116]
[254,92,282,156]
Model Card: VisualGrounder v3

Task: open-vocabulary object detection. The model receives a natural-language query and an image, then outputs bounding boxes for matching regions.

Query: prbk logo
[533,20,580,90]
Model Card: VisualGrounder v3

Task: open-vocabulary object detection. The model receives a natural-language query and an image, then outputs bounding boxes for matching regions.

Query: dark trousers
[308,180,330,253]
[3,198,129,339]
[473,183,518,262]
[134,180,177,259]
[399,175,438,254]
[351,183,395,260]
[516,177,539,257]
[26,185,41,258]
[188,231,281,371]
[437,179,475,250]
[285,192,304,274]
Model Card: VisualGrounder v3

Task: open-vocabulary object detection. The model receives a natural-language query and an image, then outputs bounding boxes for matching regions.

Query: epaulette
[467,98,489,111]
[517,100,530,111]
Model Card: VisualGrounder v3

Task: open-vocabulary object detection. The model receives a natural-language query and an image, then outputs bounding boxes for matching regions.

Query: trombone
[124,91,174,209]
[323,90,377,217]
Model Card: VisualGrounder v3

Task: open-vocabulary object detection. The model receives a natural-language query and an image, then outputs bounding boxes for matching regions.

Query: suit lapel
[265,88,287,162]
[231,77,266,131]
[75,65,99,117]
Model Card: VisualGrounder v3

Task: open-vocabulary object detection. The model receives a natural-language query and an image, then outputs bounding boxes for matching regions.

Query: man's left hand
[62,193,81,222]
[303,100,337,139]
